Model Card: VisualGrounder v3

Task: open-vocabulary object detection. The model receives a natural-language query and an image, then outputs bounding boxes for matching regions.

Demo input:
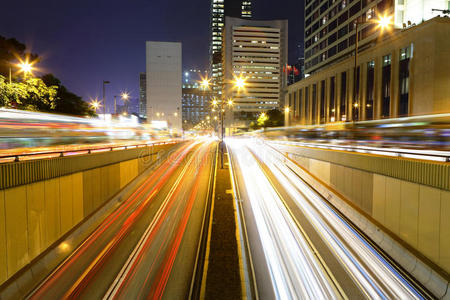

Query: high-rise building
[304,0,449,74]
[210,0,252,98]
[139,72,146,119]
[181,69,212,130]
[146,41,182,129]
[222,17,288,128]
[286,17,450,126]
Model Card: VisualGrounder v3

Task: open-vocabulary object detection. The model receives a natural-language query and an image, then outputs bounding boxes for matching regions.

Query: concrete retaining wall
[0,142,179,284]
[288,152,450,277]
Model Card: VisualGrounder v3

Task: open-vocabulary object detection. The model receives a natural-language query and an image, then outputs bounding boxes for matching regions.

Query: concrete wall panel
[59,175,73,235]
[399,181,419,247]
[385,177,401,235]
[4,186,29,277]
[310,159,330,184]
[361,171,373,215]
[26,182,45,260]
[72,172,84,225]
[336,165,345,193]
[91,168,102,211]
[372,174,386,224]
[0,191,7,283]
[44,178,60,248]
[109,164,120,198]
[352,169,363,208]
[82,169,93,216]
[100,166,109,203]
[440,190,450,272]
[344,166,353,199]
[418,185,441,263]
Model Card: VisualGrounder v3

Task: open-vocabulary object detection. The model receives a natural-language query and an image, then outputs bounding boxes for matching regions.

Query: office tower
[139,72,146,119]
[145,41,182,130]
[222,17,288,128]
[304,0,449,74]
[182,70,212,130]
[210,0,253,97]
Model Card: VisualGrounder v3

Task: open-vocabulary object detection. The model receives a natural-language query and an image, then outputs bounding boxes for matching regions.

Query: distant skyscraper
[222,17,288,128]
[182,69,211,130]
[139,72,146,119]
[146,41,182,129]
[210,0,252,97]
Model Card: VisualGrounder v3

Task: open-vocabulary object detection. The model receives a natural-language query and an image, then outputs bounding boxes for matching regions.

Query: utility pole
[102,80,110,120]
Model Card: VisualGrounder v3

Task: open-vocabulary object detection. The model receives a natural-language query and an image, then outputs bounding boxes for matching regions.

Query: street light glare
[376,14,392,30]
[284,106,290,113]
[233,75,247,91]
[16,56,36,76]
[227,99,233,106]
[121,92,129,100]
[90,99,101,111]
[212,99,218,106]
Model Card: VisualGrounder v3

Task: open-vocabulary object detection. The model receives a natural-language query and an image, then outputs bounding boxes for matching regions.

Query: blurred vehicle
[256,113,450,151]
[0,108,174,149]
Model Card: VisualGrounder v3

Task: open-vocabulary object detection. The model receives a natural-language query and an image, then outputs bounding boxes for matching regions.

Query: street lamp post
[102,80,110,120]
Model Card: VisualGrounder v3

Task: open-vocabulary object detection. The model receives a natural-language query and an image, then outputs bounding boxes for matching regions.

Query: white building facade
[222,17,288,128]
[146,41,182,130]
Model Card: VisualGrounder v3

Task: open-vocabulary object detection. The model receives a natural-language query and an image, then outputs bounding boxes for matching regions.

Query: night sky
[1,0,304,109]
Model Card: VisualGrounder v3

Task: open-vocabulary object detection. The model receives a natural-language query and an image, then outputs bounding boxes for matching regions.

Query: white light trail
[227,139,340,299]
[244,138,423,299]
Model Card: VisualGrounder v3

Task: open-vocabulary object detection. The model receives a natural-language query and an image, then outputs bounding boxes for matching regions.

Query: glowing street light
[212,99,218,106]
[90,99,101,112]
[376,14,393,31]
[284,106,290,113]
[233,75,247,91]
[227,99,234,107]
[200,78,210,90]
[16,56,36,79]
[121,92,129,101]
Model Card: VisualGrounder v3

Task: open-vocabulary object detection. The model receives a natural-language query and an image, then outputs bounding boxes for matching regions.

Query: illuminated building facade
[304,0,450,75]
[286,17,450,125]
[222,17,288,128]
[181,69,212,130]
[210,0,252,98]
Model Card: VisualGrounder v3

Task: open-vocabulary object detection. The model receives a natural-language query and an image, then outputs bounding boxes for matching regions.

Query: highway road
[27,139,216,299]
[227,137,431,299]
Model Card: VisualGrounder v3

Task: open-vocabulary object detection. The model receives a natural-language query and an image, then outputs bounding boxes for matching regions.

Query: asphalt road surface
[28,139,216,299]
[227,137,430,300]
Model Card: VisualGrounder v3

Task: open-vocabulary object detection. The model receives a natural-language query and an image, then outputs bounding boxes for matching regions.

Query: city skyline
[0,0,304,108]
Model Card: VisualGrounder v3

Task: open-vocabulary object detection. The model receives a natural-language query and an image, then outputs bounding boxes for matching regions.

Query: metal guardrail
[0,140,180,163]
[0,141,181,190]
[271,141,450,191]
[271,140,450,162]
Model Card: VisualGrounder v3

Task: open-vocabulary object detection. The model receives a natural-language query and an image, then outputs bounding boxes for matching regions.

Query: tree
[0,75,57,111]
[42,74,95,116]
[254,109,284,129]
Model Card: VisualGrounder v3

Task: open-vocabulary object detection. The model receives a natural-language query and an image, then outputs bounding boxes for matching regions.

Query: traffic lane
[249,141,426,299]
[28,141,202,299]
[162,143,215,299]
[227,139,340,299]
[104,141,215,299]
[247,146,366,299]
[227,144,275,300]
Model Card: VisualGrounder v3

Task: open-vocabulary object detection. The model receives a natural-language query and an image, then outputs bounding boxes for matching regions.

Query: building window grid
[304,0,381,71]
